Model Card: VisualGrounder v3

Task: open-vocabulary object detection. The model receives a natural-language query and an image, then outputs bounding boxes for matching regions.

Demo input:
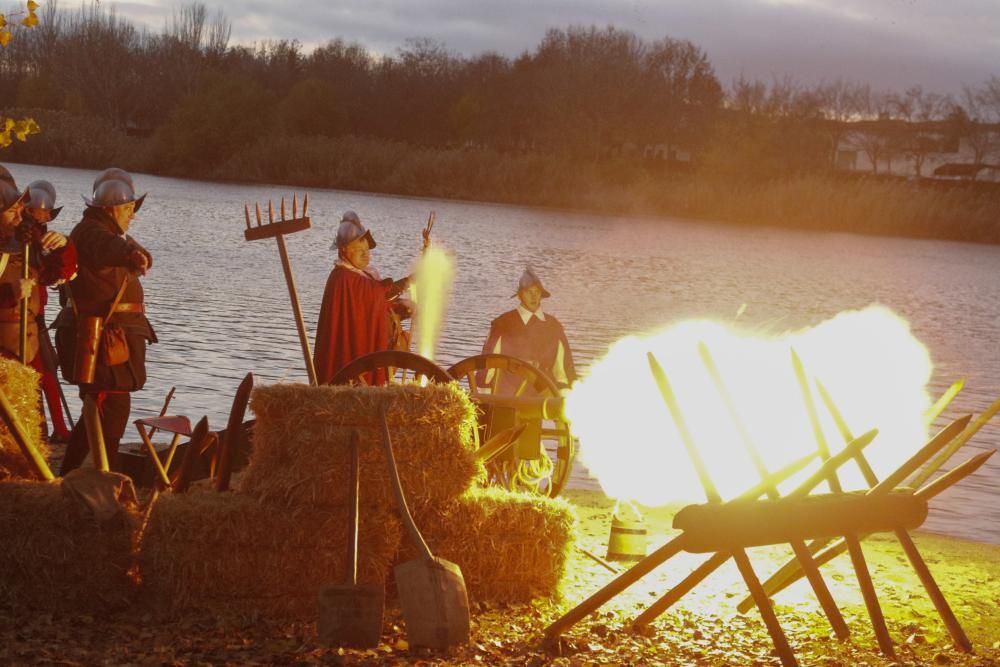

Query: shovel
[379,406,470,650]
[318,429,384,648]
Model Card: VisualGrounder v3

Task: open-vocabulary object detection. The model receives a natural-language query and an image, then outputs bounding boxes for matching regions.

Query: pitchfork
[243,194,317,385]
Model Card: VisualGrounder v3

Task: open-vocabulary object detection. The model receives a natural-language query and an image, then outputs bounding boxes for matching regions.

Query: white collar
[335,259,379,280]
[517,304,545,323]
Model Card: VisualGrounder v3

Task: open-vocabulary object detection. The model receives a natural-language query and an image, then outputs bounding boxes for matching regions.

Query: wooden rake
[243,194,317,385]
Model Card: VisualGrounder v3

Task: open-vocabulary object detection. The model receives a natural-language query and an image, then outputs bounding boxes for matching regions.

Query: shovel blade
[318,583,385,648]
[396,556,470,649]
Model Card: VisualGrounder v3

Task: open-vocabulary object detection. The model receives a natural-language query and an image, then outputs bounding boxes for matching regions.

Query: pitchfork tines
[244,193,311,241]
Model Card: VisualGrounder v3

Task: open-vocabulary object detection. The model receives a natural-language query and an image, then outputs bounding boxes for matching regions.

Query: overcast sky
[80,0,999,94]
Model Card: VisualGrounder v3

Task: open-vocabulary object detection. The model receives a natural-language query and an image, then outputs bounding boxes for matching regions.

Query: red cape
[313,266,390,385]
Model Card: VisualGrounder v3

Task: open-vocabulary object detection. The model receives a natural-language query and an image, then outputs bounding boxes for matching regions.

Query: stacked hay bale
[0,358,45,480]
[139,383,480,617]
[141,381,577,615]
[0,478,138,613]
[407,487,577,603]
[139,490,401,617]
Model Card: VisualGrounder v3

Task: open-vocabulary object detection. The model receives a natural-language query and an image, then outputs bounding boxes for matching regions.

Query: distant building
[834,121,1000,181]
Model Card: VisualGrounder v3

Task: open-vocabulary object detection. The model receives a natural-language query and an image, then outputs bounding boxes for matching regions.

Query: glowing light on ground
[565,305,932,506]
[411,245,454,362]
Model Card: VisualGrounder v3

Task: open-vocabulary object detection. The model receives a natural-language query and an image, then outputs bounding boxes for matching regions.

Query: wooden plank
[243,216,311,241]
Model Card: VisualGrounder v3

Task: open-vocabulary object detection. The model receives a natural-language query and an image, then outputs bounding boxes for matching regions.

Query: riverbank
[3,108,999,245]
[4,486,997,666]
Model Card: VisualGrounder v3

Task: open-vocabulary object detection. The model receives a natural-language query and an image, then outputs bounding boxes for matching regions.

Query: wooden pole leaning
[0,386,53,480]
[18,241,30,365]
[648,351,799,667]
[803,382,974,652]
[791,350,894,657]
[739,413,971,612]
[81,393,109,473]
[243,196,317,385]
[696,343,850,639]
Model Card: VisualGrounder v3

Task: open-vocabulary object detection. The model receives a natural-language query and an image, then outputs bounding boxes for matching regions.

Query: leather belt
[113,303,145,314]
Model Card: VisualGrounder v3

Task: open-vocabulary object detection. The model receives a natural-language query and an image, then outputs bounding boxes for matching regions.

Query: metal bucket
[74,315,102,385]
[606,515,647,562]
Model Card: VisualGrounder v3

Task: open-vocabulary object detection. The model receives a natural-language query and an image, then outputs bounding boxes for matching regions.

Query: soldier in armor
[55,173,156,474]
[21,179,75,442]
[0,176,76,366]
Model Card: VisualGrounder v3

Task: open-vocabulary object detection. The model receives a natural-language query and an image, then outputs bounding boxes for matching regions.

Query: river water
[11,163,1000,544]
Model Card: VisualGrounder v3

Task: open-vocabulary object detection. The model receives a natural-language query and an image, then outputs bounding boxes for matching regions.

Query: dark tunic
[481,309,577,392]
[52,207,156,391]
[313,265,391,385]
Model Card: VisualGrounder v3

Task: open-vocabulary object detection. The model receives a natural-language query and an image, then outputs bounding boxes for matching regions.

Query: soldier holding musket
[55,170,156,474]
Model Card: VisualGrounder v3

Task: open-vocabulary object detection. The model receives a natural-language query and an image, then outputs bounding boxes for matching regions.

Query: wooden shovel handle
[378,406,434,561]
[347,429,360,585]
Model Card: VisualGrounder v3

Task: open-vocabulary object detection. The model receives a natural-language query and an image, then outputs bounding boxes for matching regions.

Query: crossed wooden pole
[544,348,996,666]
[243,194,317,385]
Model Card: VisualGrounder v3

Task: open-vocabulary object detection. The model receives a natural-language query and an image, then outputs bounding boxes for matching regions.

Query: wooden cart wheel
[447,353,575,498]
[329,350,453,386]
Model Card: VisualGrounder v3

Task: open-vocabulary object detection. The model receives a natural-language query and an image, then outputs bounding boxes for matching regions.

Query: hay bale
[139,490,402,618]
[0,479,138,613]
[0,358,45,481]
[239,383,483,509]
[404,487,578,603]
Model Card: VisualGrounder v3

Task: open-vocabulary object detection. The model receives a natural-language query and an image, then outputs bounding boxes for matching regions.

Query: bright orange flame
[565,305,933,506]
[411,245,454,362]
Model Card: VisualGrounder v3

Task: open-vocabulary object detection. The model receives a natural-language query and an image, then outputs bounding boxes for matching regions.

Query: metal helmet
[0,165,15,190]
[332,210,376,250]
[511,266,551,299]
[83,177,147,212]
[92,167,134,193]
[24,179,62,220]
[0,180,27,215]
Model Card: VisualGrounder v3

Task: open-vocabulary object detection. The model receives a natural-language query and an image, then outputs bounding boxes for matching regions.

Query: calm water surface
[13,164,1000,544]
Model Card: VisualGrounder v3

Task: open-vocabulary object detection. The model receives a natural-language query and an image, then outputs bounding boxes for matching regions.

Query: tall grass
[4,111,998,244]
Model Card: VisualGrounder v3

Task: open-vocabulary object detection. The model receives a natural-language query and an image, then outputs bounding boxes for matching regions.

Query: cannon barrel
[467,393,565,420]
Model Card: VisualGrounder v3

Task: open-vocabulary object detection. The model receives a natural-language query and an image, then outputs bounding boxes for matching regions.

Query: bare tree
[814,80,864,169]
[957,81,1000,167]
[890,86,948,177]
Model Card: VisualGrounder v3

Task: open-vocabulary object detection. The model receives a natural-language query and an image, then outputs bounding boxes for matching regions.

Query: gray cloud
[78,0,999,93]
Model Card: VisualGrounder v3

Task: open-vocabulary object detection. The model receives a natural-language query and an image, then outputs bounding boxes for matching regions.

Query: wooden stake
[697,343,849,640]
[911,395,1000,488]
[82,394,109,473]
[255,202,262,226]
[244,204,252,230]
[0,386,53,481]
[292,193,298,218]
[268,200,274,224]
[280,197,286,221]
[651,351,798,667]
[303,193,309,217]
[792,350,894,657]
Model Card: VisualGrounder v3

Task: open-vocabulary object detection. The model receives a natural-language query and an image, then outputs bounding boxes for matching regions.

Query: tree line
[1,2,999,242]
[4,3,996,176]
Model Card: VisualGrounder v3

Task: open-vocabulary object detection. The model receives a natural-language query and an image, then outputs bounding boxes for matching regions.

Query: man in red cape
[314,211,410,385]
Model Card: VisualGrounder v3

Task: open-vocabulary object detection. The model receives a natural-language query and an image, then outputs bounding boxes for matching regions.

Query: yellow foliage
[0,15,7,29]
[21,12,37,28]
[0,31,10,48]
[0,117,40,148]
[27,0,39,11]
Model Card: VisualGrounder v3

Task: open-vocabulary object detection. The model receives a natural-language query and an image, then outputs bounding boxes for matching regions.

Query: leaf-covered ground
[3,488,998,666]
